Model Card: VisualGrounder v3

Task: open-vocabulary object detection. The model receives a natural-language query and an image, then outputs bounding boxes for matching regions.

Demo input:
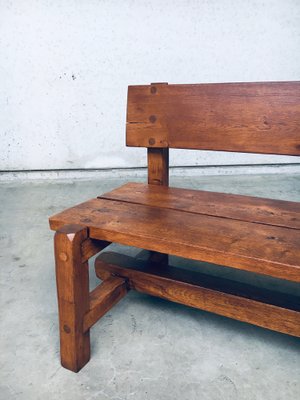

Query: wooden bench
[49,81,300,372]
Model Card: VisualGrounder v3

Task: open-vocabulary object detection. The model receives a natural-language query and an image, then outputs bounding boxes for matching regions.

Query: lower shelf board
[95,251,300,338]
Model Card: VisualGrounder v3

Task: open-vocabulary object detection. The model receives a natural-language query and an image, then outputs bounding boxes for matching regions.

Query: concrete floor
[0,173,300,400]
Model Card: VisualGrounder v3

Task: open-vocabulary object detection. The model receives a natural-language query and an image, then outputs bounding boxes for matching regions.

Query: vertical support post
[54,224,90,372]
[147,85,169,261]
[147,148,169,263]
[147,148,169,186]
[147,82,169,187]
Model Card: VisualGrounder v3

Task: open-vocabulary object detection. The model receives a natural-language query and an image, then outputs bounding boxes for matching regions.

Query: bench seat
[49,182,300,283]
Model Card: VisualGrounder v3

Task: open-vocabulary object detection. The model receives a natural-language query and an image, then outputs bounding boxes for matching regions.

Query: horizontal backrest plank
[99,182,300,230]
[126,81,300,155]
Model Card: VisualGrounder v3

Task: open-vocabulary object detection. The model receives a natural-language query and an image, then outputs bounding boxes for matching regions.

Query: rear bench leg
[54,224,90,372]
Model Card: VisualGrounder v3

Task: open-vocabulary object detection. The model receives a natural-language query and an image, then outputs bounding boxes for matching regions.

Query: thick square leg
[54,224,90,372]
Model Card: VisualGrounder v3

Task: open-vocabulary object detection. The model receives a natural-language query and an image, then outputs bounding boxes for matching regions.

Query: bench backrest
[126,81,300,185]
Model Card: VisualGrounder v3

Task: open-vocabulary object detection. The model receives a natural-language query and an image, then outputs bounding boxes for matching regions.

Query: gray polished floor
[1,173,300,400]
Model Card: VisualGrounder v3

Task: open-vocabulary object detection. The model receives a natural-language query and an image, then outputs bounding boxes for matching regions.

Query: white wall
[1,0,300,172]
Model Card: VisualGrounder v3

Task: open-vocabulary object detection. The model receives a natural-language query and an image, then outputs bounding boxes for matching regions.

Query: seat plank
[100,182,300,230]
[49,197,300,282]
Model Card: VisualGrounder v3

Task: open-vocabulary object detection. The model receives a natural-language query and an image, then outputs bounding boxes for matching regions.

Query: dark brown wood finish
[50,81,300,372]
[54,225,91,372]
[100,182,300,230]
[97,252,300,311]
[54,225,125,372]
[147,148,169,185]
[81,238,111,262]
[83,276,128,332]
[95,252,300,338]
[49,197,300,283]
[146,82,170,185]
[127,82,300,155]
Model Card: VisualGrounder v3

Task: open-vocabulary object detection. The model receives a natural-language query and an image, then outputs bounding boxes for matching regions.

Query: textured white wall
[1,0,300,171]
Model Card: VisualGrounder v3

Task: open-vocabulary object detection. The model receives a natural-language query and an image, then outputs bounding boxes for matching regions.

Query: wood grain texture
[95,252,300,337]
[83,276,128,332]
[96,251,300,311]
[49,80,300,368]
[54,224,90,372]
[49,197,300,282]
[147,148,169,185]
[100,182,300,230]
[126,81,300,155]
[81,238,110,263]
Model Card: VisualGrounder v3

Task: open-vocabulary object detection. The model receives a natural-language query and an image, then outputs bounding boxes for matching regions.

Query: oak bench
[49,81,300,372]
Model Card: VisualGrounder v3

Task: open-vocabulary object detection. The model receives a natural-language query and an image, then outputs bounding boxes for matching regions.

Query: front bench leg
[54,224,90,372]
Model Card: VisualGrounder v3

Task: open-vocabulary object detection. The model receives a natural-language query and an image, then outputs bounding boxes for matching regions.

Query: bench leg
[54,224,90,372]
